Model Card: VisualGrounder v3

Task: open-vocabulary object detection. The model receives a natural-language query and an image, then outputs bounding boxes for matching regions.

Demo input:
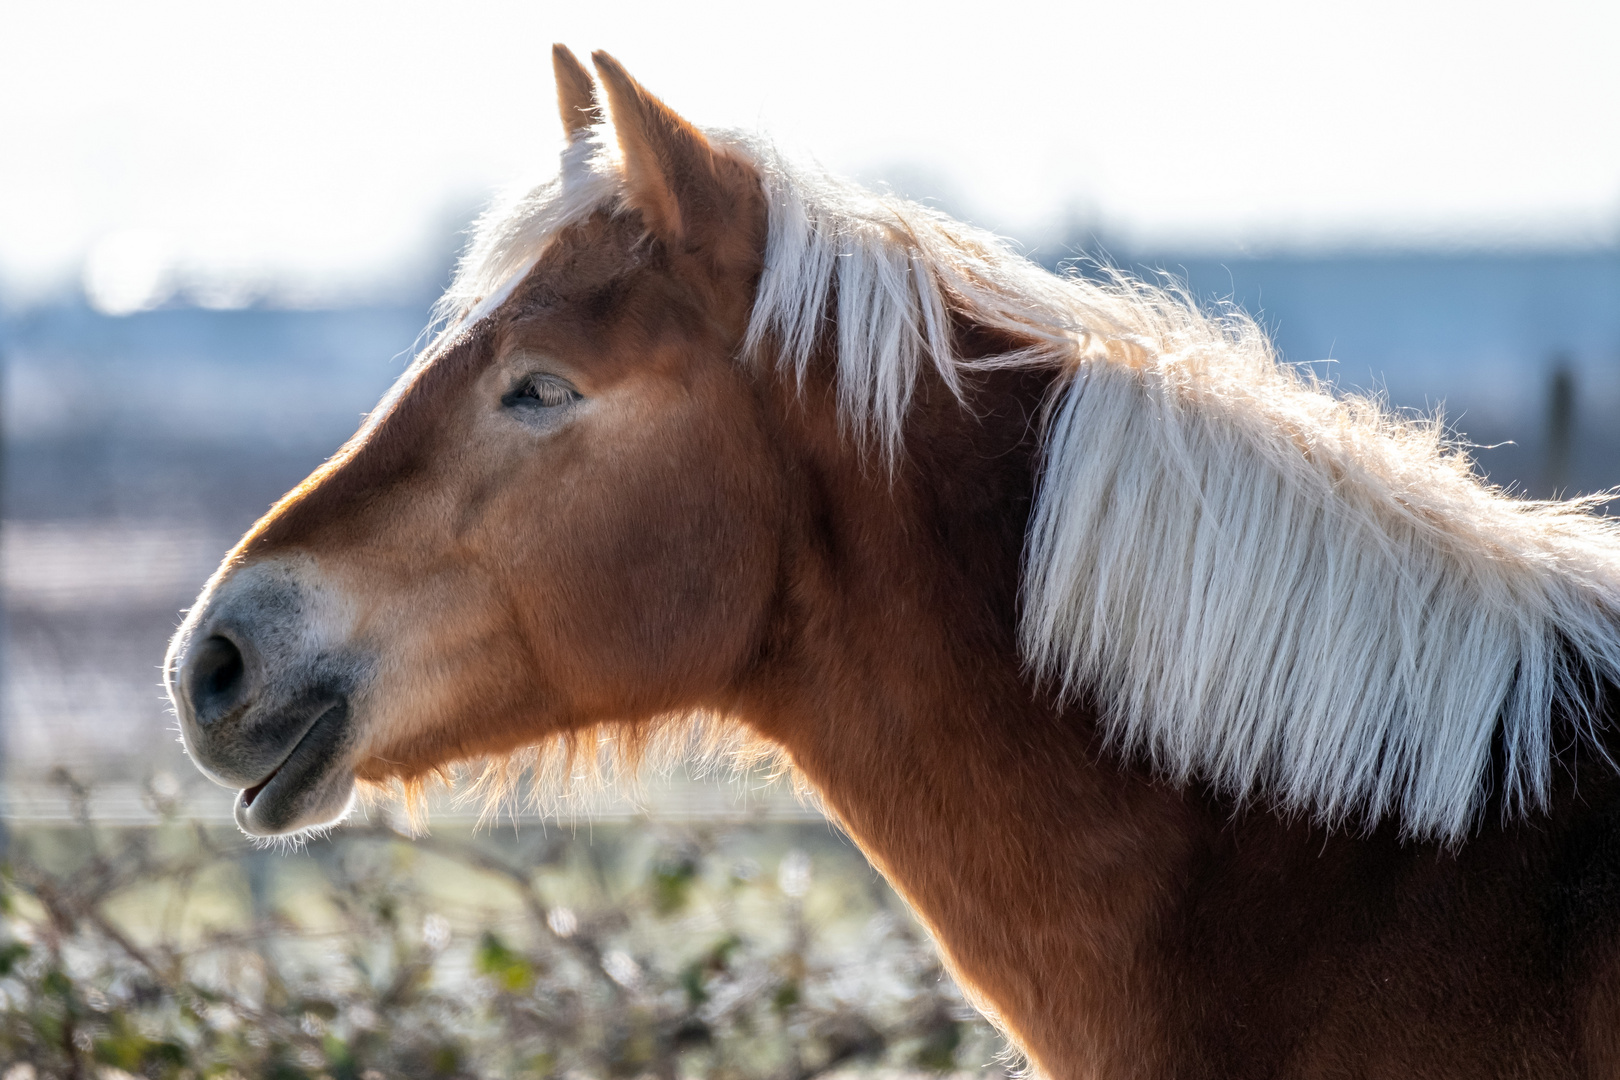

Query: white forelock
[435,123,1620,843]
[431,127,624,339]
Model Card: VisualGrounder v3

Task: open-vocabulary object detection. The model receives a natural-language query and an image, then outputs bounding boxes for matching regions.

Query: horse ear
[590,50,758,255]
[551,44,602,141]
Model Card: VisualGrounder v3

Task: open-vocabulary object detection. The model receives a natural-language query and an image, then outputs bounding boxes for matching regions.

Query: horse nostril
[189,634,248,722]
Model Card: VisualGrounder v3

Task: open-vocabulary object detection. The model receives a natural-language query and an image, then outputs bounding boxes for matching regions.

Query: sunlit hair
[427,123,1620,843]
[360,713,799,835]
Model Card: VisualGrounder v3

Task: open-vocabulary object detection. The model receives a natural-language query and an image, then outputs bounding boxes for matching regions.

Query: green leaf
[475,930,534,993]
[0,940,29,976]
[41,968,72,1000]
[431,1042,462,1076]
[93,1015,188,1074]
[679,961,708,1006]
[911,1021,962,1072]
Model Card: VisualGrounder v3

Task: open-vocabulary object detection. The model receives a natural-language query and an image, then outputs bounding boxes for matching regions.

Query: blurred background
[0,1,1617,1075]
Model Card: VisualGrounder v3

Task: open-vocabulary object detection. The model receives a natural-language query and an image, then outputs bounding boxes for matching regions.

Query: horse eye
[503,374,580,412]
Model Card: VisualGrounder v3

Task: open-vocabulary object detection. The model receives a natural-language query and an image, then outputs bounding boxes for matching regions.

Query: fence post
[1543,357,1576,498]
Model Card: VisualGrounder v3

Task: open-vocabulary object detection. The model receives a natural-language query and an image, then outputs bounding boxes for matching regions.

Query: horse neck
[737,357,1195,1077]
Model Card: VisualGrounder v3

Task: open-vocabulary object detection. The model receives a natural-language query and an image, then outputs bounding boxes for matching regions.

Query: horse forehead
[500,243,725,366]
[528,213,650,299]
[488,240,643,341]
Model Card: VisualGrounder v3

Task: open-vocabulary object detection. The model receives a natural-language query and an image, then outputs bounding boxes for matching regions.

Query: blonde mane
[432,125,1620,843]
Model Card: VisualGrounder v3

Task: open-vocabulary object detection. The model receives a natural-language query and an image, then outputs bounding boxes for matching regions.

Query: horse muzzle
[168,559,368,836]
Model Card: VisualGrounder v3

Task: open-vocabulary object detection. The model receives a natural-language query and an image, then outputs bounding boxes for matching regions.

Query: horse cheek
[566,397,777,711]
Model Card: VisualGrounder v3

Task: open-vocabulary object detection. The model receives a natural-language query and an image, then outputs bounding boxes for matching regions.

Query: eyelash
[504,375,580,411]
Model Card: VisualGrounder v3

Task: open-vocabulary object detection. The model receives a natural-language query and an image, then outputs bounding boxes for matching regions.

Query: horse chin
[231,700,359,837]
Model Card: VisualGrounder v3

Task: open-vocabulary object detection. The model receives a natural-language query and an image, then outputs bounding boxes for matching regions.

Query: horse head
[166,49,788,836]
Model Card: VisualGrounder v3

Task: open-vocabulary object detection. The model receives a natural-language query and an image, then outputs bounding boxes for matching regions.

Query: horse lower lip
[238,700,341,809]
[242,774,273,807]
[242,760,284,807]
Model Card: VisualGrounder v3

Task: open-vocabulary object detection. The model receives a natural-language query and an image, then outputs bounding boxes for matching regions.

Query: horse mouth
[234,699,355,836]
[242,775,272,807]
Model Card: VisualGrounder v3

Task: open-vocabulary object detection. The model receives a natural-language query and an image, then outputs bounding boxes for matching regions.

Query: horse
[166,47,1620,1078]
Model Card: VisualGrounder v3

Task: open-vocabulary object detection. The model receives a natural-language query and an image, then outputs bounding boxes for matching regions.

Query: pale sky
[3,0,1618,308]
